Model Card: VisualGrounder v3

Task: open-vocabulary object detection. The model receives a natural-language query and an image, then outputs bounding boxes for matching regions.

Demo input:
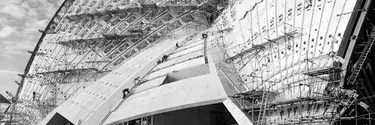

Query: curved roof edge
[9,0,74,122]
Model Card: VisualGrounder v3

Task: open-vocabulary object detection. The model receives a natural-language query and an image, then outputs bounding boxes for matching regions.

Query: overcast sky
[0,0,64,98]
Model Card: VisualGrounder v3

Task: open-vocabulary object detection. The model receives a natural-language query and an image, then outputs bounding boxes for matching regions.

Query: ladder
[257,89,268,125]
[346,28,375,85]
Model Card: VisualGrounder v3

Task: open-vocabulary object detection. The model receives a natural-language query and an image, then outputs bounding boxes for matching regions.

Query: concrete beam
[223,98,253,125]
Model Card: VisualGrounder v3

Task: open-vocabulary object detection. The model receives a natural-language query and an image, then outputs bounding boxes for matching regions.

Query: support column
[223,98,253,125]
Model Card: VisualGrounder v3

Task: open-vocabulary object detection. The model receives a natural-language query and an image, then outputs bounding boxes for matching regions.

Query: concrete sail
[6,0,375,125]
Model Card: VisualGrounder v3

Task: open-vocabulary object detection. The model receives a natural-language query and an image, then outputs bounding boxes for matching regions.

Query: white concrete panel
[153,50,204,71]
[176,39,204,51]
[104,73,228,125]
[145,57,205,80]
[37,33,193,125]
[167,64,210,81]
[168,44,204,59]
[134,76,166,93]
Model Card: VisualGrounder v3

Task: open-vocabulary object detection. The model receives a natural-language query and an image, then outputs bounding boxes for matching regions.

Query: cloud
[0,4,27,19]
[0,0,61,97]
[46,0,64,7]
[0,0,60,58]
[0,70,22,75]
[0,69,21,96]
[0,19,47,58]
[0,26,16,38]
[20,2,38,18]
[0,40,35,58]
[21,19,48,37]
[23,0,57,18]
[0,0,57,19]
[0,0,22,4]
[0,17,8,26]
[25,19,48,30]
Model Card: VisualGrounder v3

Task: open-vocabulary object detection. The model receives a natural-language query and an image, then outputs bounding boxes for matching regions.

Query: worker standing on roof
[122,88,129,99]
[202,33,208,39]
[134,76,141,85]
[157,59,162,64]
[32,92,36,101]
[161,55,169,62]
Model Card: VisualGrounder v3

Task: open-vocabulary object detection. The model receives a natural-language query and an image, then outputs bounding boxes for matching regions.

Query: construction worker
[32,92,36,101]
[162,55,169,62]
[134,76,141,85]
[202,33,208,39]
[157,55,169,64]
[157,59,162,64]
[122,88,130,99]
